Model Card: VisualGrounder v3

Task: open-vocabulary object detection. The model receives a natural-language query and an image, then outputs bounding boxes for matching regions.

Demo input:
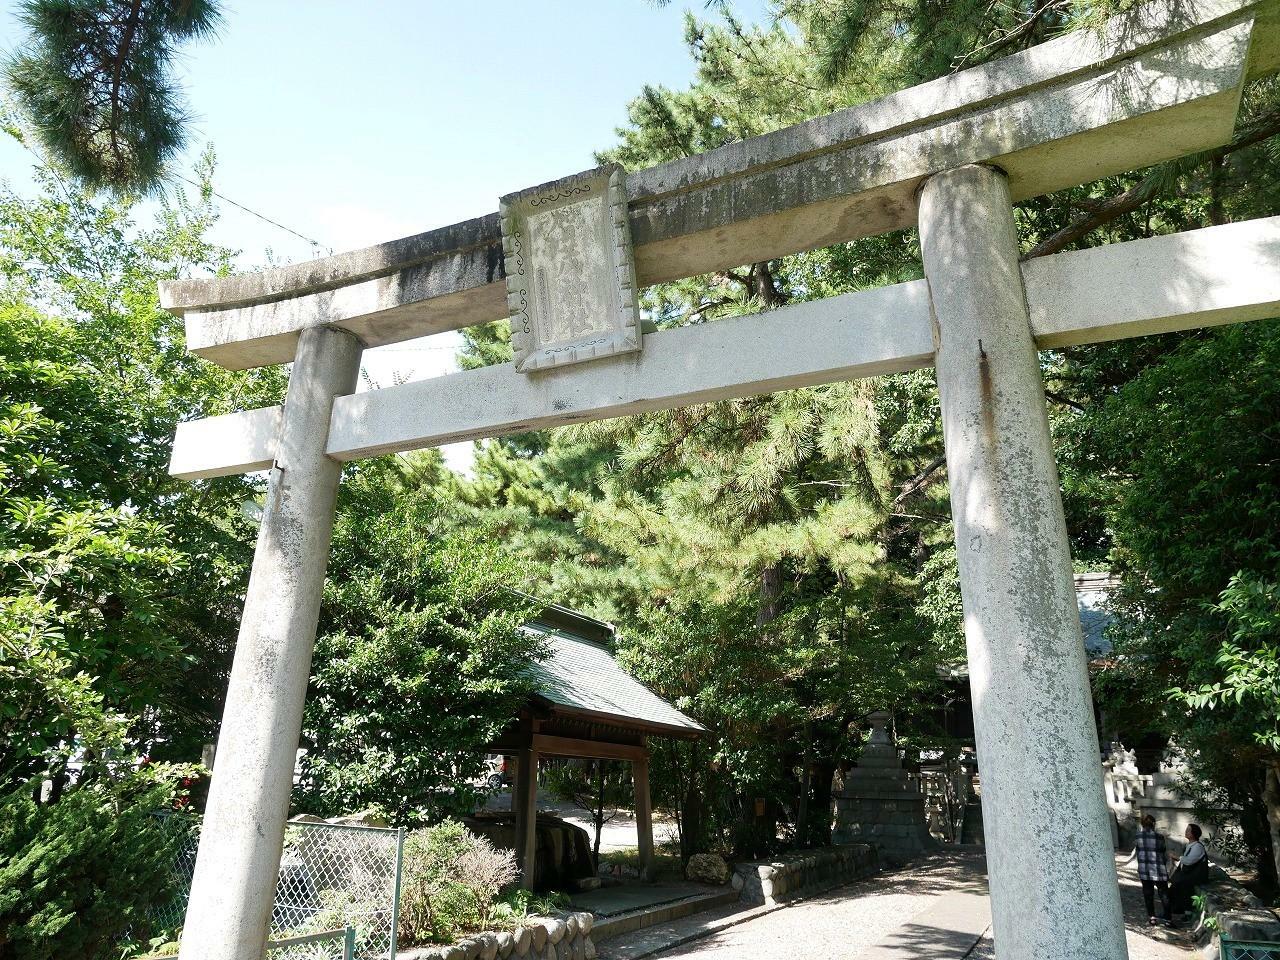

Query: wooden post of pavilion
[514,743,540,889]
[633,748,654,881]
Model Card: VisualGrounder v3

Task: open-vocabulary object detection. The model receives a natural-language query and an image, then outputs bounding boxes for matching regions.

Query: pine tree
[3,0,222,193]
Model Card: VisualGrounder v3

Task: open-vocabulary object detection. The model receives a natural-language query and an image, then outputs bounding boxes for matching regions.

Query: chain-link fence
[152,815,404,960]
[267,926,356,960]
[1222,940,1280,960]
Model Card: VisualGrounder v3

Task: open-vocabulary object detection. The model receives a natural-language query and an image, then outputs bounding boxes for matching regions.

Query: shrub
[487,889,569,928]
[398,821,519,945]
[0,779,182,960]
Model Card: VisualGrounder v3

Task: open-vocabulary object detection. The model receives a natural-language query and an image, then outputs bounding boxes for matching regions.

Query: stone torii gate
[164,2,1279,958]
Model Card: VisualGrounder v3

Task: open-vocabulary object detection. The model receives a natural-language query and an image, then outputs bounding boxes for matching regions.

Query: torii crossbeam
[165,2,1280,959]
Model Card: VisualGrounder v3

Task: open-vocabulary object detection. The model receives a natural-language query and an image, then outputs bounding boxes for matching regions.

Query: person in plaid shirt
[1133,813,1171,924]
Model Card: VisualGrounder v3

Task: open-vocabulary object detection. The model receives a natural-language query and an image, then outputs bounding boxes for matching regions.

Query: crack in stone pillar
[919,163,1127,960]
[178,325,364,960]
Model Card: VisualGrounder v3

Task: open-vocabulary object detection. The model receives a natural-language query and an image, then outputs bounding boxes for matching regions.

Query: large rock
[686,853,730,885]
[327,808,390,828]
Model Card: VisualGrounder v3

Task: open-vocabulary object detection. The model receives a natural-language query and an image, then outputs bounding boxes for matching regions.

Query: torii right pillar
[920,164,1127,960]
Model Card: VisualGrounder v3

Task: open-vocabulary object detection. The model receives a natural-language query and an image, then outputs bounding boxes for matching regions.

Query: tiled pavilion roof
[521,605,705,738]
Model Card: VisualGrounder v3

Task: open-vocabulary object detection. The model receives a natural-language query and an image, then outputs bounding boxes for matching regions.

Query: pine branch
[108,0,145,180]
[951,0,1067,72]
[892,454,946,507]
[1025,107,1280,259]
[4,0,223,192]
[1045,390,1086,413]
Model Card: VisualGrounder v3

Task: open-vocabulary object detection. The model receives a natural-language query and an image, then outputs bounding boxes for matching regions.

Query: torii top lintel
[160,0,1279,372]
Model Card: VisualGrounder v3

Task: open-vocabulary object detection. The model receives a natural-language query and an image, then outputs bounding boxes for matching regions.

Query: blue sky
[0,0,772,468]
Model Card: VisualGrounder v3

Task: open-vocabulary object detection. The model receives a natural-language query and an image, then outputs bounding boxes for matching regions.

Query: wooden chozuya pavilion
[486,602,705,887]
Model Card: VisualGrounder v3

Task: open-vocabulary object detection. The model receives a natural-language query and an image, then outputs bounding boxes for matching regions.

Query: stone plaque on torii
[500,165,642,372]
[161,2,1280,958]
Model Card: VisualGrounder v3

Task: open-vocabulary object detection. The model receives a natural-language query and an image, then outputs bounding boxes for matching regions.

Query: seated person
[1167,823,1209,926]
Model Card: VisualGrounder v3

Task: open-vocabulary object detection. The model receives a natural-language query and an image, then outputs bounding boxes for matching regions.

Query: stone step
[596,898,775,960]
[592,889,740,943]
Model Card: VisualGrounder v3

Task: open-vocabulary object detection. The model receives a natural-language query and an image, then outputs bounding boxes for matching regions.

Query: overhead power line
[168,172,333,255]
[9,129,333,256]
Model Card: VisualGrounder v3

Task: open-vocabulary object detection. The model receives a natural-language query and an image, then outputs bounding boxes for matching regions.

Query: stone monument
[833,712,936,864]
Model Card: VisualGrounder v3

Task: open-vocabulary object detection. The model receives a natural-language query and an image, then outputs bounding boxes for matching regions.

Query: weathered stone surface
[475,933,498,960]
[393,948,444,960]
[833,714,936,864]
[921,164,1126,960]
[734,844,878,906]
[173,327,362,960]
[160,0,1274,373]
[545,919,566,945]
[500,166,641,373]
[529,923,548,951]
[170,216,1280,481]
[685,853,730,885]
[494,931,514,958]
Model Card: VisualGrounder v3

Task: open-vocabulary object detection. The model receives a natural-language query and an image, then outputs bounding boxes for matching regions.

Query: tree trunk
[1264,762,1280,890]
[46,764,68,804]
[681,741,705,860]
[748,261,786,308]
[757,564,784,629]
[592,759,605,870]
[796,722,812,846]
[811,758,836,846]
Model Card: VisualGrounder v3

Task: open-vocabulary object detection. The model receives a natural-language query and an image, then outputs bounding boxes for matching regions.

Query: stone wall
[1195,875,1280,959]
[733,844,878,907]
[395,912,595,960]
[1103,753,1238,862]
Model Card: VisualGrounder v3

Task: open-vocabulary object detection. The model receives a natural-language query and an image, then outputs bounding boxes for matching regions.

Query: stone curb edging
[734,844,878,907]
[395,911,596,960]
[1193,879,1280,959]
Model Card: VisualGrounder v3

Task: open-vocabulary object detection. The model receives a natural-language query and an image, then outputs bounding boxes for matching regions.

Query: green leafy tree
[0,142,285,788]
[296,465,545,826]
[1068,320,1280,885]
[0,128,285,953]
[3,0,223,192]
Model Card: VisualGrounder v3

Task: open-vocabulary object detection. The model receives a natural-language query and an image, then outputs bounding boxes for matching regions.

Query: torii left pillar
[179,326,363,960]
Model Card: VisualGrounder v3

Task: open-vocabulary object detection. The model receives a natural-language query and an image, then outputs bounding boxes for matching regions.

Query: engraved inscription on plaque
[500,165,641,372]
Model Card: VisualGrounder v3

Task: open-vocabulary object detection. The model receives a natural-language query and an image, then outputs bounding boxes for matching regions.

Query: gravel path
[611,852,1199,960]
[627,853,988,959]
